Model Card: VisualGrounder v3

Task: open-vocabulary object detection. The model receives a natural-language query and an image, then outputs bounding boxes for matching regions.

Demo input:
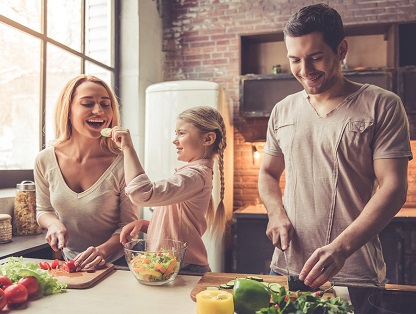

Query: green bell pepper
[233,278,271,314]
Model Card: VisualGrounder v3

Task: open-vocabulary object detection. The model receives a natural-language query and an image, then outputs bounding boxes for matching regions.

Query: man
[258,3,412,289]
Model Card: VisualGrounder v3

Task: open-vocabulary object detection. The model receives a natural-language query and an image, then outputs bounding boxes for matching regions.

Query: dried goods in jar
[14,181,42,235]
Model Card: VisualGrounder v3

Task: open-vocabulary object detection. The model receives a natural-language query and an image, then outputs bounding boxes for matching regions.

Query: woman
[35,75,139,270]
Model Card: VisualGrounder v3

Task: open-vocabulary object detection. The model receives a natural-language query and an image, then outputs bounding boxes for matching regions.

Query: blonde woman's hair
[177,106,227,239]
[50,75,121,155]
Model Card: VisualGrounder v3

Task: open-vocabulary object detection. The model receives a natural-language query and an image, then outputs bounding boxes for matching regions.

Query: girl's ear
[203,132,216,146]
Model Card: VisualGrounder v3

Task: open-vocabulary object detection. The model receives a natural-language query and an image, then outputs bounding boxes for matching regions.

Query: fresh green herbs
[256,285,354,314]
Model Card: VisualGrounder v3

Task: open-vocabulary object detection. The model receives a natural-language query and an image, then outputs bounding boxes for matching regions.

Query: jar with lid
[272,64,281,74]
[0,214,12,243]
[14,180,42,235]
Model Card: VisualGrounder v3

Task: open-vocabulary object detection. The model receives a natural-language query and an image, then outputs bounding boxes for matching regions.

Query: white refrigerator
[143,80,233,272]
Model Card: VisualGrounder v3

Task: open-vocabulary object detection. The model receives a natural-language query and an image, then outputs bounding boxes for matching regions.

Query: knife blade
[333,281,385,289]
[60,248,69,262]
[283,250,290,277]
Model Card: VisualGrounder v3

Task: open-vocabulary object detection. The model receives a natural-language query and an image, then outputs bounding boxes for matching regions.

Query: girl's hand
[111,126,134,151]
[45,221,68,251]
[120,220,148,245]
[74,246,106,270]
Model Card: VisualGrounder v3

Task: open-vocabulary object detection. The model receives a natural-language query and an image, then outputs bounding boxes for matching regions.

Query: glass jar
[0,214,12,243]
[14,180,42,235]
[272,64,281,74]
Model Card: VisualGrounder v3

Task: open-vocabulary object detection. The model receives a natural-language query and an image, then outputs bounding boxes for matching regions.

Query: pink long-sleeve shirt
[125,159,214,267]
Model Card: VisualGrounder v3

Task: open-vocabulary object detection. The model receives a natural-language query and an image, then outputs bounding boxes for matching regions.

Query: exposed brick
[183,35,210,43]
[185,54,211,60]
[189,41,215,48]
[216,40,230,45]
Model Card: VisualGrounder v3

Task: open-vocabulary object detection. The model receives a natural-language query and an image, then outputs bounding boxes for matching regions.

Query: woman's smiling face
[69,81,113,138]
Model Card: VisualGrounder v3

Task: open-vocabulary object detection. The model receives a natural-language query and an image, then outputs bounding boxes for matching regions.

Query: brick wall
[161,0,416,211]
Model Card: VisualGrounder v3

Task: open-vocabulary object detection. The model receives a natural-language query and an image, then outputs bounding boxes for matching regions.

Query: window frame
[0,0,120,188]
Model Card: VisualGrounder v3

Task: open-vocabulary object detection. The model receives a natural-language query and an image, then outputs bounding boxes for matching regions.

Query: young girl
[112,106,227,274]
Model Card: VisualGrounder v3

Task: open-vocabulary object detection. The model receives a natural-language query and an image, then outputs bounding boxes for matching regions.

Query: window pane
[85,0,113,66]
[85,61,113,86]
[0,24,40,170]
[47,0,81,52]
[0,0,41,32]
[45,44,81,144]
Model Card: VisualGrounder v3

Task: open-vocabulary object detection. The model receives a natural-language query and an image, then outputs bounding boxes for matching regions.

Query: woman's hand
[44,220,68,252]
[120,220,149,245]
[74,246,106,270]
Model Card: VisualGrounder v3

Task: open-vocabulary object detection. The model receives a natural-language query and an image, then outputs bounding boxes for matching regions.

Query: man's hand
[299,243,347,288]
[266,211,294,251]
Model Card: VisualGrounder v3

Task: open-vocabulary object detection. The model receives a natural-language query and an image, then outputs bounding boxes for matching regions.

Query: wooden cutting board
[48,263,115,289]
[190,272,335,302]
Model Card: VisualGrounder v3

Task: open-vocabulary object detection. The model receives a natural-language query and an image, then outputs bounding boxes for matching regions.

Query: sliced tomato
[39,262,51,270]
[62,260,76,273]
[51,259,60,269]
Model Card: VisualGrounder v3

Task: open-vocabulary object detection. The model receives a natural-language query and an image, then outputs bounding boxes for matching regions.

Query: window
[0,0,118,188]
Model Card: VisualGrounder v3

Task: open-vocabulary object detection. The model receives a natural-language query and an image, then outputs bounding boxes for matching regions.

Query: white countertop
[0,257,360,314]
[4,269,200,313]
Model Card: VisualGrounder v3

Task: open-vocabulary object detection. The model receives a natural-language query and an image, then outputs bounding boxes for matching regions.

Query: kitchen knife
[333,281,385,289]
[283,250,290,277]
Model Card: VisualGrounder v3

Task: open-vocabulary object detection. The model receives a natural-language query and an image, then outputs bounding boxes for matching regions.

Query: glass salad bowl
[123,239,187,286]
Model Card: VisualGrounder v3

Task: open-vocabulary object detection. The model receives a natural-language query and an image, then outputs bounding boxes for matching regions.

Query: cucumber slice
[206,286,220,290]
[219,283,233,289]
[268,282,282,293]
[226,280,235,287]
[100,128,112,137]
[246,276,264,282]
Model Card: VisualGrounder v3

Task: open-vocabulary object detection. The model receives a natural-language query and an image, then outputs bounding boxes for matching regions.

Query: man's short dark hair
[283,3,345,53]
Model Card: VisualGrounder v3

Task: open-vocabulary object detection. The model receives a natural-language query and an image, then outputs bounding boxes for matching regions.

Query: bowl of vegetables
[123,239,187,286]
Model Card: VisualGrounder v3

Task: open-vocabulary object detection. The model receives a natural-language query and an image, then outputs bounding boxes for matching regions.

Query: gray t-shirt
[35,147,140,262]
[265,84,412,284]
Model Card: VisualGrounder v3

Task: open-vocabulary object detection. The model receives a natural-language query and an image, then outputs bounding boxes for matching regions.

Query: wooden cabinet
[240,23,395,76]
[397,67,416,139]
[403,221,416,284]
[379,222,404,284]
[231,207,274,274]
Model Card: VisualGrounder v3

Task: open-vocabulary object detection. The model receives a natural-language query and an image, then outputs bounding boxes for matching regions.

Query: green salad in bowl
[123,239,187,285]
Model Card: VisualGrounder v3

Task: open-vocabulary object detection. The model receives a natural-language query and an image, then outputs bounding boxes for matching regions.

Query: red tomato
[0,276,12,290]
[4,284,28,305]
[62,260,77,273]
[17,276,40,297]
[0,289,6,311]
[39,261,51,270]
[51,259,60,269]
